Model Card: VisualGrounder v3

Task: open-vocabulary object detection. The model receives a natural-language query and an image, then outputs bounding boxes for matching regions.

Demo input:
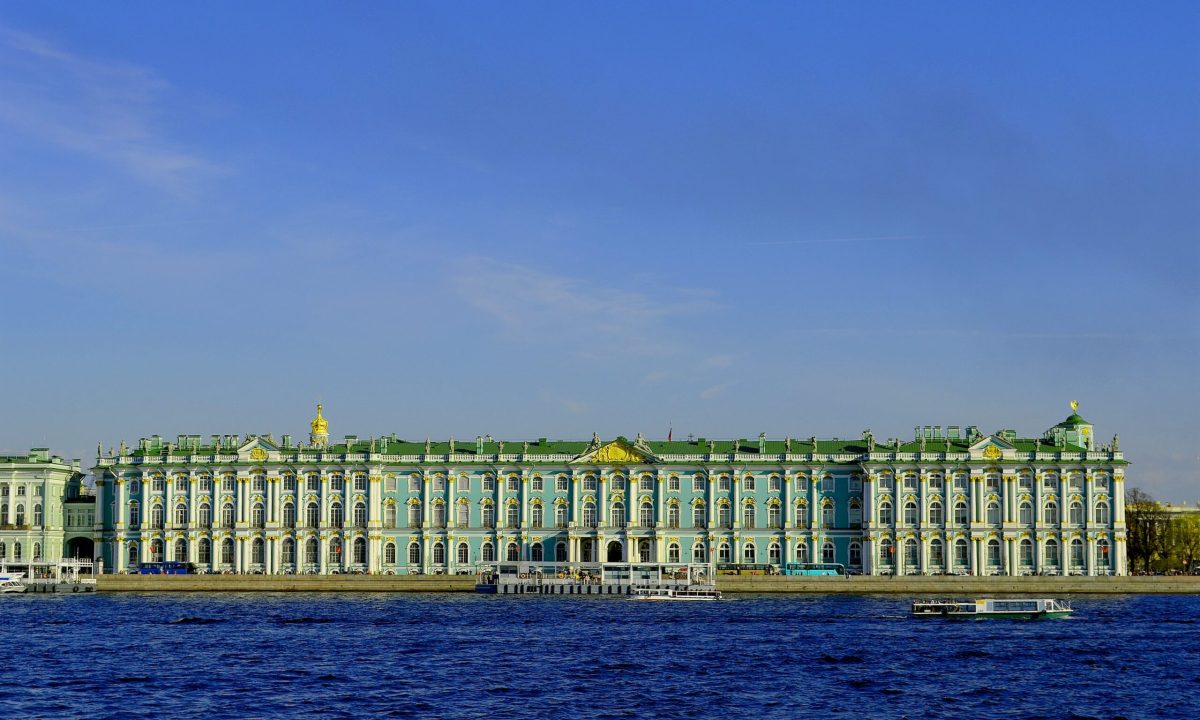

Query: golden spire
[310,403,329,435]
[1070,400,1079,413]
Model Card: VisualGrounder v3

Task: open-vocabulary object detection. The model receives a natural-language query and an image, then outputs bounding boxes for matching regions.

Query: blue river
[4,593,1198,719]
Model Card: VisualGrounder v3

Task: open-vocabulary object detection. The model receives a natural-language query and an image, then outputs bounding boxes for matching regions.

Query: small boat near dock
[912,598,1072,619]
[7,559,98,594]
[0,571,27,594]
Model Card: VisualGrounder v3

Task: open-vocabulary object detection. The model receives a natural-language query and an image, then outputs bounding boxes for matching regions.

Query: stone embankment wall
[716,575,1200,595]
[98,574,1200,594]
[98,575,475,592]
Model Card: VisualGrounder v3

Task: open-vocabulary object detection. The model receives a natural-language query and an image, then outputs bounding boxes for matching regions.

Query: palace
[88,403,1129,576]
[1,449,92,567]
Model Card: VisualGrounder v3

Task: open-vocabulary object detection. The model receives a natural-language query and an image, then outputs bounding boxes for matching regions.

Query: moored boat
[912,598,1072,619]
[0,572,27,594]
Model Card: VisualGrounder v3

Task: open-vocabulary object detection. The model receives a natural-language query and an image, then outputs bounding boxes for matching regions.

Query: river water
[3,593,1198,719]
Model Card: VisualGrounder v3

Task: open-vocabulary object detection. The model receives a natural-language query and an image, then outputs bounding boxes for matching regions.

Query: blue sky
[0,3,1196,500]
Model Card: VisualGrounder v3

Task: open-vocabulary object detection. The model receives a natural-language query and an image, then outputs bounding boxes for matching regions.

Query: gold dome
[310,403,329,435]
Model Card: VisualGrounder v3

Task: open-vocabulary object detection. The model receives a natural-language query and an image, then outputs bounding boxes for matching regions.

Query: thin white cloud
[0,25,224,190]
[452,256,716,358]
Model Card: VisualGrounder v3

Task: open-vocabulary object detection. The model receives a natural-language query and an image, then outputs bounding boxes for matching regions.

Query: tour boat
[0,573,27,594]
[631,587,722,601]
[912,598,1072,619]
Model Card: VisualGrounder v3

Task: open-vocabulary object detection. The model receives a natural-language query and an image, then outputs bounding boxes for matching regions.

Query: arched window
[718,476,731,492]
[1019,538,1033,566]
[252,538,265,565]
[306,502,319,528]
[198,538,211,565]
[126,541,136,567]
[506,542,520,561]
[767,504,780,528]
[328,537,343,566]
[879,538,894,565]
[986,538,1001,567]
[849,541,862,566]
[456,543,469,564]
[555,504,568,528]
[173,503,188,526]
[456,504,469,528]
[1044,501,1059,526]
[879,501,893,526]
[796,542,808,563]
[582,476,596,492]
[848,500,862,527]
[954,538,969,568]
[407,504,421,528]
[903,538,917,567]
[1019,501,1033,524]
[903,501,918,526]
[692,543,706,563]
[32,504,43,527]
[929,501,943,526]
[221,503,235,528]
[330,502,344,527]
[693,505,706,529]
[222,538,235,566]
[506,504,519,528]
[718,543,732,563]
[384,542,396,564]
[1045,538,1060,567]
[795,503,808,527]
[930,538,944,566]
[481,543,495,562]
[174,538,187,562]
[668,504,680,528]
[251,503,265,528]
[742,504,756,529]
[822,502,834,527]
[282,539,295,566]
[32,542,41,561]
[986,501,1000,525]
[611,502,626,528]
[306,538,319,566]
[1097,538,1111,569]
[954,501,969,525]
[127,501,139,528]
[531,543,543,562]
[283,503,295,528]
[1069,501,1084,525]
[823,541,836,564]
[353,538,367,565]
[1070,538,1085,567]
[639,502,654,527]
[531,505,543,528]
[718,504,732,528]
[149,504,164,529]
[1095,501,1110,525]
[582,503,597,528]
[149,538,163,561]
[430,541,444,565]
[408,542,421,565]
[556,476,569,492]
[353,502,367,528]
[556,542,568,562]
[743,543,756,563]
[668,543,681,563]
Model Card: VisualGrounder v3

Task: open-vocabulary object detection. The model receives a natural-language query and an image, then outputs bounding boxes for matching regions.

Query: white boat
[632,587,721,601]
[0,573,27,594]
[912,598,1072,619]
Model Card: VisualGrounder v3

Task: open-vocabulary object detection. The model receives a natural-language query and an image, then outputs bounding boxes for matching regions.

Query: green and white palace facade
[90,405,1130,576]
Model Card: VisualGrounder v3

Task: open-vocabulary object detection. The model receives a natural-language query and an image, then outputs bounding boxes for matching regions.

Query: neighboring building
[91,404,1129,576]
[0,448,88,567]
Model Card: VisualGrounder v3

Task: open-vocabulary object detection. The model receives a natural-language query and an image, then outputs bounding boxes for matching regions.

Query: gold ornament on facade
[982,445,1003,460]
[249,448,268,461]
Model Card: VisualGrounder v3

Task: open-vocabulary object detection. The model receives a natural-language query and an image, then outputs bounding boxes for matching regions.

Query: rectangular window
[506,476,519,492]
[410,476,422,493]
[742,476,756,492]
[555,476,567,493]
[432,475,444,492]
[693,476,705,493]
[769,475,781,493]
[532,476,544,492]
[668,476,680,492]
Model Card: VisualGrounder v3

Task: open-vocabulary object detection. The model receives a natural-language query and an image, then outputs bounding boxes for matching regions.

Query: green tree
[1125,488,1169,572]
[1168,513,1200,572]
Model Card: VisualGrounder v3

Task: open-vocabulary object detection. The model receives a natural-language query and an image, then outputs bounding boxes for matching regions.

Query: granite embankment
[96,574,1200,594]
